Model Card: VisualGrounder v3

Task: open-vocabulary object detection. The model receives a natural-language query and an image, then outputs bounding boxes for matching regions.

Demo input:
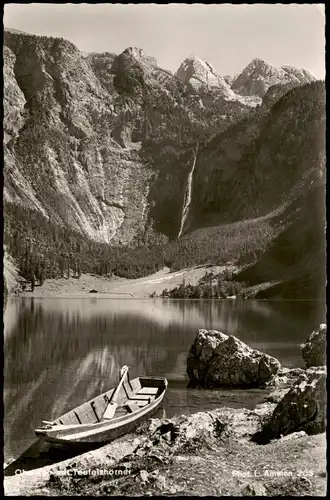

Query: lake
[4,297,324,464]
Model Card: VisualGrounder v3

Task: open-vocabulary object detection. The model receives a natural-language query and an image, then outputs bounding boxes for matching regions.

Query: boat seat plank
[137,387,159,395]
[131,394,154,401]
[127,402,140,413]
[130,378,142,394]
[134,400,149,407]
[131,396,156,407]
[115,407,129,417]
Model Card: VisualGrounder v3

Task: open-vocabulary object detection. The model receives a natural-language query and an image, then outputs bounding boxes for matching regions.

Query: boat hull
[35,376,167,445]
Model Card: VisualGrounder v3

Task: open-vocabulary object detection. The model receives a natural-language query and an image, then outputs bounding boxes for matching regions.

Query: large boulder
[187,329,281,387]
[301,324,326,368]
[254,367,326,443]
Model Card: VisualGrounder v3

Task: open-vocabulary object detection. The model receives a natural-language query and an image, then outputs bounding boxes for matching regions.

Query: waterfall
[178,145,198,238]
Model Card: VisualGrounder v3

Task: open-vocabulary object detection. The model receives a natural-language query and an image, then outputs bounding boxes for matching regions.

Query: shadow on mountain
[237,179,326,300]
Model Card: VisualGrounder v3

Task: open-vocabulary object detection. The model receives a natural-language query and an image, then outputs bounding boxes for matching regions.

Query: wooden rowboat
[35,368,168,445]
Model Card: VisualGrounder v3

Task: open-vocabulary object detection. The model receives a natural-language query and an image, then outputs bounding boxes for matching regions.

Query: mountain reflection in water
[4,297,324,463]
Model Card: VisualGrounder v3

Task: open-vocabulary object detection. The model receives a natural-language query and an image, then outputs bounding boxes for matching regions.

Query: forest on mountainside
[158,270,246,299]
[4,203,164,285]
[4,198,278,290]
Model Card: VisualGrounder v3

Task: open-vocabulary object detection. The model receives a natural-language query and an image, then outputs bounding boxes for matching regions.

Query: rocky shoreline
[4,326,326,496]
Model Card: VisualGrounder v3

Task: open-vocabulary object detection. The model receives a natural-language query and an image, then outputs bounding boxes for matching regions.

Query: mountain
[187,81,325,299]
[3,30,254,244]
[281,65,316,84]
[231,58,316,97]
[155,81,325,300]
[4,27,31,35]
[175,55,231,91]
[175,56,261,107]
[183,81,325,231]
[3,28,325,298]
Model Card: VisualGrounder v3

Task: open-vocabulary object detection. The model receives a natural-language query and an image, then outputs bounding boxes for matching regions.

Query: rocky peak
[175,55,229,90]
[232,58,316,98]
[281,65,316,84]
[122,47,158,66]
[236,58,285,81]
[175,56,261,107]
[247,57,269,69]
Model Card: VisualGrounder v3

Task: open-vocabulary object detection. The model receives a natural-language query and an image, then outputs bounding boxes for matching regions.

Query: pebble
[242,483,267,496]
[149,470,159,479]
[139,470,149,483]
[155,475,166,490]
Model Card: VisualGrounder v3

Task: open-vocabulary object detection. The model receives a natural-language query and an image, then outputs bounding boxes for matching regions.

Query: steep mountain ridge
[281,65,315,84]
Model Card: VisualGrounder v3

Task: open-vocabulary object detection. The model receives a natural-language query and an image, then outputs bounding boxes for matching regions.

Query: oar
[103,365,129,419]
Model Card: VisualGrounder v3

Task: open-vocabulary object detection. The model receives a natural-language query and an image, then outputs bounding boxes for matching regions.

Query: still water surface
[4,297,324,462]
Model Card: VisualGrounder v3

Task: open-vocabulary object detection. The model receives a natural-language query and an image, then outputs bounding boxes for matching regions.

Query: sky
[4,3,325,79]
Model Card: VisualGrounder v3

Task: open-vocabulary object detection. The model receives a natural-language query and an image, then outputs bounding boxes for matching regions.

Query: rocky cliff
[3,31,156,245]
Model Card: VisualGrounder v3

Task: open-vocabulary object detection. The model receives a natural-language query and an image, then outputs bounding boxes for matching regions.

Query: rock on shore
[254,366,326,444]
[301,324,326,368]
[187,329,281,387]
